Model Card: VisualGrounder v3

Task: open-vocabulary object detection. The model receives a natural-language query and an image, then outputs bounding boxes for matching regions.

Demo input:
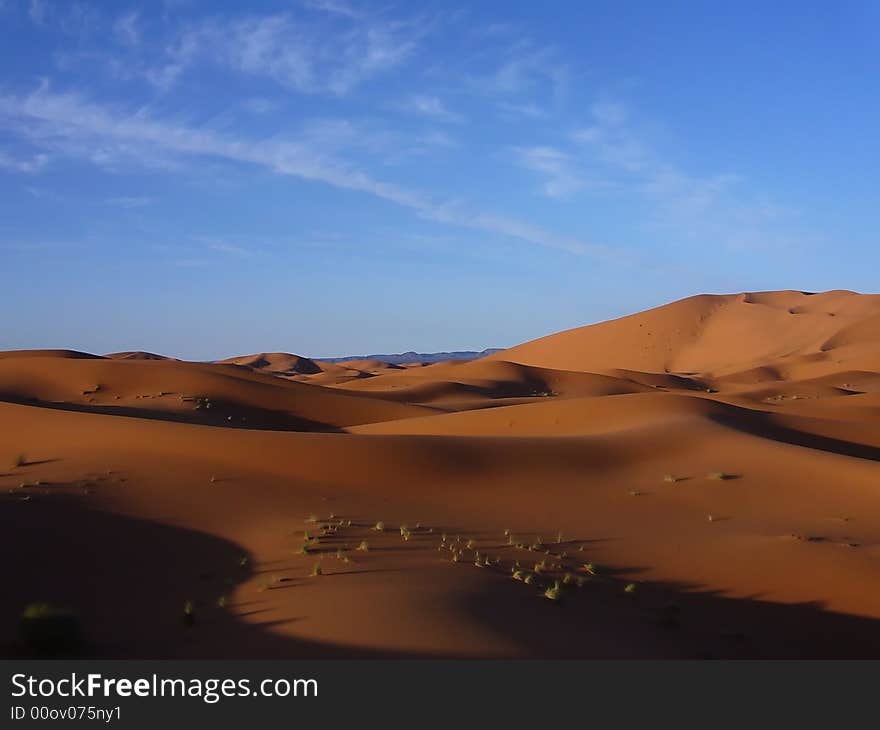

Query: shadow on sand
[4,496,880,659]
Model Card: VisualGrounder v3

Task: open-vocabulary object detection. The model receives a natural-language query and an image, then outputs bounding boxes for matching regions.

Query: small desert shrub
[556,531,563,544]
[20,603,82,655]
[562,572,575,585]
[182,600,195,627]
[582,563,597,575]
[466,538,475,550]
[662,474,680,483]
[209,475,217,484]
[512,570,524,581]
[373,521,385,532]
[217,595,228,609]
[523,573,535,585]
[534,560,546,574]
[356,540,369,552]
[706,472,734,481]
[13,453,26,468]
[624,582,638,594]
[297,543,311,555]
[544,581,563,602]
[238,556,249,568]
[310,562,323,577]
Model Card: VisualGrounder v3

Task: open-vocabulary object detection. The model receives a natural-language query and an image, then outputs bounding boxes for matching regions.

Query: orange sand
[3,290,880,658]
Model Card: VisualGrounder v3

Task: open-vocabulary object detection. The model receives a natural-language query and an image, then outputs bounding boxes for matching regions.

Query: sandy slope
[2,289,880,659]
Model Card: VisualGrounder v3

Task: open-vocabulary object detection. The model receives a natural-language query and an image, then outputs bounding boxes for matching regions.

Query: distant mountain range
[319,348,503,365]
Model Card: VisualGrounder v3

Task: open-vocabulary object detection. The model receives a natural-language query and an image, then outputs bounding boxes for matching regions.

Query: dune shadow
[0,393,343,433]
[7,496,880,659]
[0,496,421,659]
[461,563,880,659]
[712,412,880,462]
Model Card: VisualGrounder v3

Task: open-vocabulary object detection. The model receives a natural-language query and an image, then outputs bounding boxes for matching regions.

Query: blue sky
[1,0,878,359]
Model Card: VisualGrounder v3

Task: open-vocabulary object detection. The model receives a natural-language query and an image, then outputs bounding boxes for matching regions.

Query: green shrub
[544,581,563,601]
[182,600,195,627]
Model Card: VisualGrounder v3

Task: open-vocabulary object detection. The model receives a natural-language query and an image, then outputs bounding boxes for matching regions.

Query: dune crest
[490,290,880,378]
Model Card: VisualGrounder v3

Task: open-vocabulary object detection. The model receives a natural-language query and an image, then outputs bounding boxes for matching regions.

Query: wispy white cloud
[243,97,278,115]
[104,195,152,208]
[28,0,47,26]
[138,11,422,96]
[401,94,462,122]
[513,146,583,199]
[498,100,547,119]
[113,11,140,46]
[417,130,458,148]
[572,101,804,249]
[0,149,49,173]
[475,47,569,102]
[302,0,362,19]
[0,86,610,257]
[572,102,652,173]
[41,5,429,97]
[203,239,253,257]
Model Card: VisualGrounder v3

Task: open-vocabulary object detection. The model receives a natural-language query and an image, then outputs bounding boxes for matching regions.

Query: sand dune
[105,351,176,361]
[3,289,880,659]
[492,290,880,377]
[218,352,323,376]
[0,354,435,431]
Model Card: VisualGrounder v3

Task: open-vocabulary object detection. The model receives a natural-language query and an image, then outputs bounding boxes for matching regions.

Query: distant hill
[320,349,503,365]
